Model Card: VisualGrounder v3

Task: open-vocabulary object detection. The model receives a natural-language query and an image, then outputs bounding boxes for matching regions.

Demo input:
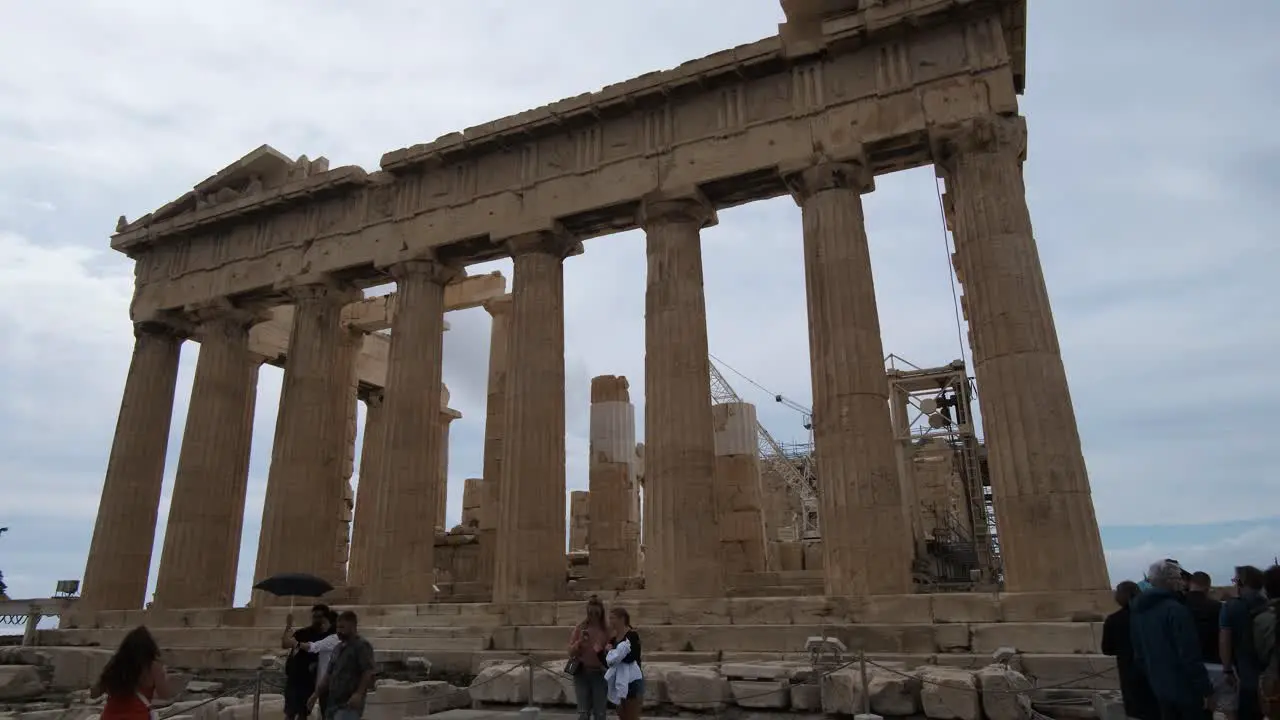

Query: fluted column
[711,402,769,575]
[493,230,579,602]
[254,282,362,600]
[480,296,511,590]
[639,195,723,598]
[588,375,639,578]
[786,158,913,595]
[933,116,1108,592]
[366,259,457,604]
[346,388,385,589]
[569,491,591,553]
[81,323,184,611]
[155,309,262,608]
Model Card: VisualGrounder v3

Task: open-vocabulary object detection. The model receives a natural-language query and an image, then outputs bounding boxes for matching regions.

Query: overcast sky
[1,1,1278,605]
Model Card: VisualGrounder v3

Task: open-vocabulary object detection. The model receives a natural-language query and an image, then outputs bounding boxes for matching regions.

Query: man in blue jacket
[1132,559,1215,720]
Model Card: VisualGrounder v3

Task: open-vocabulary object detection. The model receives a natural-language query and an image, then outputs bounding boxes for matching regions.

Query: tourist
[311,610,376,720]
[283,604,332,720]
[567,596,609,720]
[1131,559,1214,720]
[1186,571,1227,710]
[604,608,643,720]
[1251,565,1280,718]
[91,626,175,720]
[299,610,341,686]
[1102,581,1159,720]
[1222,565,1267,720]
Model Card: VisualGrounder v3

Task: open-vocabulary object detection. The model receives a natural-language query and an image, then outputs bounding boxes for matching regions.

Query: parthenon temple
[48,0,1121,687]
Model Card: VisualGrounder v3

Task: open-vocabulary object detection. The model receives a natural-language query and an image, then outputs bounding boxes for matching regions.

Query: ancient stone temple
[50,0,1120,695]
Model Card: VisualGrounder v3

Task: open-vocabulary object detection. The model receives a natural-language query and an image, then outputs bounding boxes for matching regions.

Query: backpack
[1252,601,1280,718]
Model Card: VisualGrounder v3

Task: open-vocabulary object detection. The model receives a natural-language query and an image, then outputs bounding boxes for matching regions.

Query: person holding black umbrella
[282,604,332,719]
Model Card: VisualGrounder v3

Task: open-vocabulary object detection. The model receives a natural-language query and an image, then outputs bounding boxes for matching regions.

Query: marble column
[568,491,590,553]
[435,409,461,531]
[460,478,483,528]
[254,282,361,600]
[786,158,913,596]
[933,116,1108,592]
[345,387,385,589]
[711,402,769,575]
[154,310,261,608]
[480,296,511,590]
[588,375,639,578]
[639,194,723,598]
[81,323,183,611]
[492,230,579,603]
[366,259,456,604]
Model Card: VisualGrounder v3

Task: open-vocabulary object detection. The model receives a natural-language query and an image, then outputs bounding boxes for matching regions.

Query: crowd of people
[1102,559,1280,720]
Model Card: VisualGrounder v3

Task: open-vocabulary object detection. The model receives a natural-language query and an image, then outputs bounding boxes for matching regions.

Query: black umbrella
[252,573,334,599]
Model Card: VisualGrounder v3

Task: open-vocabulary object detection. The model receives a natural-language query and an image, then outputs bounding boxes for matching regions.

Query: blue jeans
[574,669,607,720]
[324,705,362,720]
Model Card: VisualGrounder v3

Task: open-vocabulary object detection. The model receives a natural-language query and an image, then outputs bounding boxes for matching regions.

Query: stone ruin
[19,0,1130,717]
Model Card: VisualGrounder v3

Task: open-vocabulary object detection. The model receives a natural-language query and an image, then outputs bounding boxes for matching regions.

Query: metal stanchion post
[855,650,883,720]
[252,667,263,720]
[519,656,539,720]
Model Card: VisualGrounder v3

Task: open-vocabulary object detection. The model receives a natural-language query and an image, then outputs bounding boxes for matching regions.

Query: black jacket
[1102,605,1160,720]
[1183,590,1223,664]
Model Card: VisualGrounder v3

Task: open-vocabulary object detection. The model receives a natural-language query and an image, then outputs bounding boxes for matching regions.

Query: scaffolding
[885,355,1002,587]
[708,359,820,540]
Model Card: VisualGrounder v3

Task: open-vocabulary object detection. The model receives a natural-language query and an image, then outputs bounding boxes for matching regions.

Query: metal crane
[708,358,820,539]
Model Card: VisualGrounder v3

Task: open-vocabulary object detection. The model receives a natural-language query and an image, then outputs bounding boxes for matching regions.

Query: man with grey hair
[1132,559,1214,720]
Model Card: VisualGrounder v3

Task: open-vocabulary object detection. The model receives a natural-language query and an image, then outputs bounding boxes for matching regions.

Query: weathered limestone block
[916,666,980,720]
[0,666,43,701]
[976,665,1032,720]
[460,478,483,528]
[712,402,769,574]
[364,680,467,720]
[637,662,682,708]
[730,679,790,709]
[216,698,284,720]
[664,666,731,711]
[468,660,569,705]
[820,665,918,717]
[161,698,222,720]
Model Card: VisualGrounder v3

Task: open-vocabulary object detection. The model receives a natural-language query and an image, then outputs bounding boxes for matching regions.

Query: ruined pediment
[118,144,332,232]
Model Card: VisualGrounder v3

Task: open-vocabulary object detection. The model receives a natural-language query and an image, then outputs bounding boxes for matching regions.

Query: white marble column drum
[933,115,1109,592]
[81,323,184,611]
[254,281,362,602]
[638,194,723,598]
[588,375,640,578]
[154,309,262,608]
[366,259,456,604]
[493,230,579,603]
[786,158,913,596]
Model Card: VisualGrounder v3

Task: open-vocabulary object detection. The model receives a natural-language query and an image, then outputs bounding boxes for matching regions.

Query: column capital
[186,299,267,334]
[637,191,718,230]
[930,115,1028,169]
[388,258,463,285]
[503,227,582,260]
[133,319,188,341]
[278,278,362,306]
[358,385,385,406]
[483,293,513,317]
[781,158,874,204]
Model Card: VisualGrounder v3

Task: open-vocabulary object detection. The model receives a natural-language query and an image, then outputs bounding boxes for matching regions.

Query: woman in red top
[567,596,609,720]
[91,626,174,720]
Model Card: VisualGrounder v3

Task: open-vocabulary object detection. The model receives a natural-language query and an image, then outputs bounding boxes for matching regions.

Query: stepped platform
[39,592,1120,690]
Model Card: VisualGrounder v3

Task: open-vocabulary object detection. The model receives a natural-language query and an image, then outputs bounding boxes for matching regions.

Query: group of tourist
[565,595,644,720]
[281,604,375,720]
[1102,559,1280,720]
[88,605,375,720]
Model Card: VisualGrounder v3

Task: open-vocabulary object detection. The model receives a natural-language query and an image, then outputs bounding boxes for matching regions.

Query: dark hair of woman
[609,607,631,626]
[1114,580,1141,607]
[584,595,606,626]
[97,626,161,697]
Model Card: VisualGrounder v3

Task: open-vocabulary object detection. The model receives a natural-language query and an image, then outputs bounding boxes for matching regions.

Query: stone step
[43,625,492,650]
[491,621,1101,655]
[62,590,1113,632]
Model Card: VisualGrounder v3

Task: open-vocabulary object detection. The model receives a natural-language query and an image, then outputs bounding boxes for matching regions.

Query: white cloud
[1106,524,1280,587]
[1,0,1278,600]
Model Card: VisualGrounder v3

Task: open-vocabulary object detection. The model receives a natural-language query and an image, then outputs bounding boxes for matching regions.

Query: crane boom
[708,359,819,539]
